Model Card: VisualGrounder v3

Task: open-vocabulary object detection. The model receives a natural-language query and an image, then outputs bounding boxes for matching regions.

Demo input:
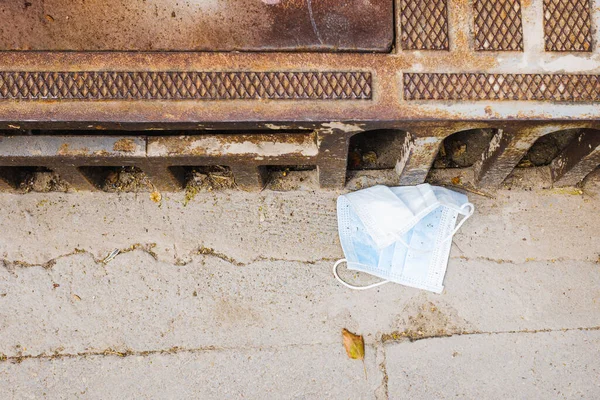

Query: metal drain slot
[0,127,596,192]
[0,1,598,191]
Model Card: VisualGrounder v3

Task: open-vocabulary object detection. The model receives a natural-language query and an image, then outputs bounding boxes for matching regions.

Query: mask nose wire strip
[396,202,475,253]
[333,259,390,290]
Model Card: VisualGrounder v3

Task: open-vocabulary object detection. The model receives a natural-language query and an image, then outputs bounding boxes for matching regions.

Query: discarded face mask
[333,184,474,293]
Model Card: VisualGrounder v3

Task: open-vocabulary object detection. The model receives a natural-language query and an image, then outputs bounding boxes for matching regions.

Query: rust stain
[57,143,89,156]
[113,139,136,153]
[0,0,393,52]
[153,133,315,156]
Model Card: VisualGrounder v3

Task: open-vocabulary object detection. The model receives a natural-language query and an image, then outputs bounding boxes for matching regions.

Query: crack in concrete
[3,326,598,364]
[449,255,599,265]
[0,244,159,272]
[374,340,389,400]
[0,245,338,272]
[381,326,600,344]
[1,246,596,273]
[0,342,336,364]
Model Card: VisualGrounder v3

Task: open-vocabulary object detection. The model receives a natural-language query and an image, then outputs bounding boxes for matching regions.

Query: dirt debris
[434,129,496,168]
[267,169,317,191]
[348,130,407,170]
[517,129,579,167]
[112,139,137,153]
[187,166,235,191]
[19,170,70,193]
[382,301,470,342]
[101,167,153,192]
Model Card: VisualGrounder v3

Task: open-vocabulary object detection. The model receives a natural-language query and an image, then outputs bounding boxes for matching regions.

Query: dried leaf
[150,191,162,203]
[342,329,365,360]
[451,176,462,185]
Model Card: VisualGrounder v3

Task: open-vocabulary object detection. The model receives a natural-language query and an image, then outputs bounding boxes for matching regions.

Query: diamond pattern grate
[473,0,524,51]
[400,0,449,50]
[544,0,593,52]
[403,73,600,101]
[0,71,372,101]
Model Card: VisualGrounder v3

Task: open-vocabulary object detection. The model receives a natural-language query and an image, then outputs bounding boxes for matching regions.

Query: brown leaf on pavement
[342,328,365,360]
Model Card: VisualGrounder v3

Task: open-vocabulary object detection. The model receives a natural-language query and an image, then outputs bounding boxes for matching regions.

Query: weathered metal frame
[0,0,598,191]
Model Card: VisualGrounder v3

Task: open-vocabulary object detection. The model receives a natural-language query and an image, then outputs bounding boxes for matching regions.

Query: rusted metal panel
[0,71,372,101]
[0,136,145,158]
[0,0,394,52]
[403,73,600,101]
[400,0,449,50]
[544,0,593,52]
[473,0,524,51]
[551,130,600,186]
[0,1,598,192]
[146,132,320,190]
[147,132,318,161]
[0,0,599,124]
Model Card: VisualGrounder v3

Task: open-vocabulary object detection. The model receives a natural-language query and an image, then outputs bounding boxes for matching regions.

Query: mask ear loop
[396,202,475,253]
[446,202,474,239]
[333,259,390,290]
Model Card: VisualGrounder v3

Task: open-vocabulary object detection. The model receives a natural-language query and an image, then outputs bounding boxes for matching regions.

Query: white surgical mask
[334,184,474,293]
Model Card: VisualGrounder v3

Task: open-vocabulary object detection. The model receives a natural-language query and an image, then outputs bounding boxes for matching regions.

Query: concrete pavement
[0,170,599,399]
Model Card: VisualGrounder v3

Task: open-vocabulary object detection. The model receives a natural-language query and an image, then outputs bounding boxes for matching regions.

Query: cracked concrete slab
[0,174,599,398]
[0,343,382,399]
[0,184,598,268]
[385,330,600,399]
[1,253,599,359]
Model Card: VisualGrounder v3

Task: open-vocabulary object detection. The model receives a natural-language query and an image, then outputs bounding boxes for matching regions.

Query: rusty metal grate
[403,73,600,101]
[400,0,449,50]
[0,0,598,194]
[0,72,373,101]
[544,0,593,52]
[473,0,524,51]
[0,126,598,193]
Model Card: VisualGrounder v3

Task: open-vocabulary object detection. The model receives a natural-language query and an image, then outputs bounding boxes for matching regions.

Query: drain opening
[433,129,497,168]
[0,166,68,192]
[177,166,236,191]
[348,130,408,170]
[266,165,318,191]
[517,129,580,167]
[78,166,152,192]
[266,165,316,174]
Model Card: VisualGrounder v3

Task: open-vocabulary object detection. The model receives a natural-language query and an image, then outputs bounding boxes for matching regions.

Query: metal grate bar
[544,0,593,52]
[400,0,449,50]
[403,73,600,101]
[473,0,524,51]
[0,71,373,101]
